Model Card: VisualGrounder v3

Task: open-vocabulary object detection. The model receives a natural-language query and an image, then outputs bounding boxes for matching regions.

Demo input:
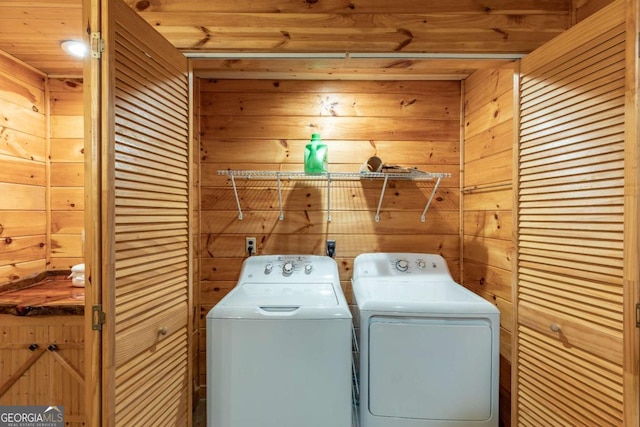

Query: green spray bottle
[304,133,328,174]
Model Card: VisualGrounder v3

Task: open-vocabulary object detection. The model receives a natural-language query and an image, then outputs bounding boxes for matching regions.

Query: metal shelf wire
[217,169,450,222]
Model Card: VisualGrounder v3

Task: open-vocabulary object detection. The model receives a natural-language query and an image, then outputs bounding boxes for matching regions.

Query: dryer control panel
[392,257,438,273]
[352,253,452,280]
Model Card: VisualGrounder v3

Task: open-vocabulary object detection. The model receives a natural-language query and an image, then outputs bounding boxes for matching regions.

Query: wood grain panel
[48,78,85,269]
[201,210,459,236]
[0,260,46,284]
[464,148,512,186]
[50,163,84,187]
[463,66,514,424]
[0,211,46,237]
[202,92,460,120]
[132,0,569,57]
[575,0,616,21]
[0,128,46,163]
[0,67,45,113]
[464,120,512,164]
[463,259,512,302]
[0,236,46,265]
[51,188,84,211]
[50,234,82,258]
[516,2,626,424]
[0,98,46,138]
[200,79,462,95]
[0,154,45,186]
[200,185,457,212]
[0,54,46,283]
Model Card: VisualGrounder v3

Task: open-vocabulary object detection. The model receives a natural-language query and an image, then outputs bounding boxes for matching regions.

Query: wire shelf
[217,169,450,222]
[217,169,450,180]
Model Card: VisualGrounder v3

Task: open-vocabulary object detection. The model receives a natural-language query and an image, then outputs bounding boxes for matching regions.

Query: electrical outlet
[246,237,256,256]
[326,240,336,258]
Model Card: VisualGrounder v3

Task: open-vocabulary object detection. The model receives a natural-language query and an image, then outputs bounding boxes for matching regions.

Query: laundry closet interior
[0,0,638,425]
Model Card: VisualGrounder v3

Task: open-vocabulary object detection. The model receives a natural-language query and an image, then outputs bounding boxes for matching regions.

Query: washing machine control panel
[256,255,321,277]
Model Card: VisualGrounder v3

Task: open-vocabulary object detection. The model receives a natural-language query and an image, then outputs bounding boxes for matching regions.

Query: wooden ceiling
[0,0,612,79]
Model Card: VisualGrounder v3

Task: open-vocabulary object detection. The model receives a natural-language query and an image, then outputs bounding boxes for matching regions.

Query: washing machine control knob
[396,259,409,272]
[264,263,273,274]
[417,260,426,269]
[304,264,313,274]
[282,261,295,275]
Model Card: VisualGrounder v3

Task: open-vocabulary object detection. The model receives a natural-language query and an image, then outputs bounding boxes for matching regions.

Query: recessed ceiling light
[61,40,87,58]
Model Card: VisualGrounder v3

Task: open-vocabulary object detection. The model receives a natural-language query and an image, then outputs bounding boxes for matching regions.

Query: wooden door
[514,0,638,425]
[84,0,193,425]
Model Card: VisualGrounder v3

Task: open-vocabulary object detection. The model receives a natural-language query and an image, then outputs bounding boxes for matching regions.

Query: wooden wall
[0,51,84,284]
[0,52,47,283]
[574,0,616,22]
[462,67,514,427]
[198,79,461,395]
[49,78,85,272]
[191,78,201,406]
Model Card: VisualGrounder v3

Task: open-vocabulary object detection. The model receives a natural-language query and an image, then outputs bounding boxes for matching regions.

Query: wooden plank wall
[462,67,514,427]
[0,54,84,282]
[0,52,47,283]
[191,77,201,406]
[49,78,84,272]
[574,0,616,22]
[198,79,461,395]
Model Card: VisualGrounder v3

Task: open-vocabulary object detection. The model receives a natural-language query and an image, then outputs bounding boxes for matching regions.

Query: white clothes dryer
[352,253,499,427]
[207,255,352,427]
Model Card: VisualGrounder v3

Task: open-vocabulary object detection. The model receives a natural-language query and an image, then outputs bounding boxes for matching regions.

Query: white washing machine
[352,253,500,427]
[207,255,352,427]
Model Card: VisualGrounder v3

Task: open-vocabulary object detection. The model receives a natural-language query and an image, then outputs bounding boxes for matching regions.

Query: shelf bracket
[230,175,243,220]
[375,175,390,222]
[276,172,284,220]
[420,176,442,222]
[327,173,332,222]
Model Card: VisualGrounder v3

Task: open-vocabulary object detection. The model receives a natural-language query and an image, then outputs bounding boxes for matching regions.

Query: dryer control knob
[396,259,409,272]
[283,261,295,275]
[304,264,313,274]
[417,260,426,269]
[264,263,273,274]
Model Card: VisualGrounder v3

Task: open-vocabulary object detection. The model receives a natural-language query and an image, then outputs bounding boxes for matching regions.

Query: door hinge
[636,303,640,328]
[91,32,104,59]
[92,304,105,330]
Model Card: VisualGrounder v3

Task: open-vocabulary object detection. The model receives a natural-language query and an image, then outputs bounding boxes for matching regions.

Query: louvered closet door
[100,0,191,425]
[517,1,627,426]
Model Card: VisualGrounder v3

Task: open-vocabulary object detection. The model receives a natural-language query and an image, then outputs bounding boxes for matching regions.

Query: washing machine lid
[353,278,499,315]
[209,281,352,320]
[224,281,338,307]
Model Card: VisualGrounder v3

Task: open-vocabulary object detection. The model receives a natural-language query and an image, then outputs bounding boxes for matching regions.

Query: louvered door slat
[516,2,627,425]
